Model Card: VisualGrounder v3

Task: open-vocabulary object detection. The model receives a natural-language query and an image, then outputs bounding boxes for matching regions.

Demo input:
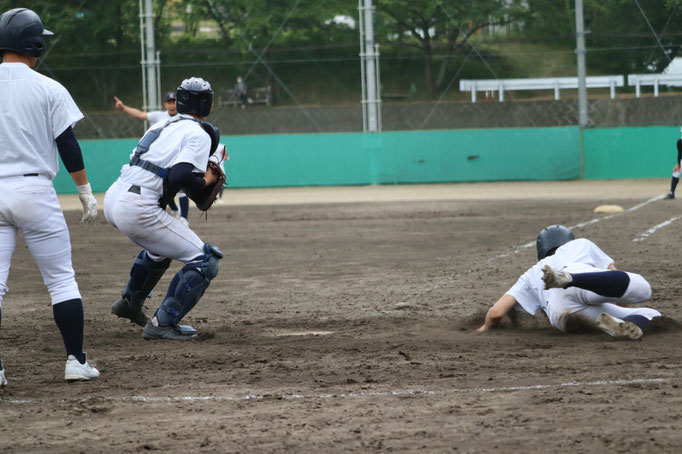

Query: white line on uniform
[0,377,669,405]
[633,216,681,242]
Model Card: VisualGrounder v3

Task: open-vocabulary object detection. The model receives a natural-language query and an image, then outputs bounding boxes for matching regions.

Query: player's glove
[77,183,98,223]
[186,161,226,211]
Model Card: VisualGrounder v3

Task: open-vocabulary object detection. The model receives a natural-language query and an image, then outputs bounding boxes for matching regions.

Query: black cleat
[111,296,149,327]
[664,193,675,200]
[143,318,197,341]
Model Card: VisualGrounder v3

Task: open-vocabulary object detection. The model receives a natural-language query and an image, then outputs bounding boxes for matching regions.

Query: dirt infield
[1,180,681,453]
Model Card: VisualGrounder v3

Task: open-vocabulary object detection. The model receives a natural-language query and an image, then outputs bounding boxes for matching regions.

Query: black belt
[128,185,141,194]
[23,173,39,177]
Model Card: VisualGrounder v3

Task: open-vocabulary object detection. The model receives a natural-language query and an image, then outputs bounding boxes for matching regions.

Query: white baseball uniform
[103,114,210,262]
[506,238,660,331]
[0,61,84,306]
[146,110,172,126]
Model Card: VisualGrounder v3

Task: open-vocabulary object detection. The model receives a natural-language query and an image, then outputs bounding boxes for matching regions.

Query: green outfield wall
[52,126,676,193]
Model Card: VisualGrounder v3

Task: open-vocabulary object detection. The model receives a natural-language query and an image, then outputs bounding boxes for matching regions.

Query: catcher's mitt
[187,160,226,211]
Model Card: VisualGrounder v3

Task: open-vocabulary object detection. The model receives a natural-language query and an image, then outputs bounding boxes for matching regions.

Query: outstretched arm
[477,294,518,332]
[113,96,148,121]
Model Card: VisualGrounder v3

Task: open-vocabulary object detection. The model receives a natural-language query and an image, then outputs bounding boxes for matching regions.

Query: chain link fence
[76,94,682,140]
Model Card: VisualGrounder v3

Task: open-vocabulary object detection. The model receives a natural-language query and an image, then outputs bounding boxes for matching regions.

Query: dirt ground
[0,180,680,453]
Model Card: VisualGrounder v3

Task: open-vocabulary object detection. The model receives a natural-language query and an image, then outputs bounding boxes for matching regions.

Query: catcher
[103,77,225,340]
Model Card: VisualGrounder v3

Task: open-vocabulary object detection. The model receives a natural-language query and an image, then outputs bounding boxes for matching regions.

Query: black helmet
[536,225,575,260]
[0,8,53,57]
[176,77,213,117]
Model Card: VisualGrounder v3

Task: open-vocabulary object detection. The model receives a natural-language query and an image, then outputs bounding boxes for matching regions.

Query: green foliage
[3,0,681,109]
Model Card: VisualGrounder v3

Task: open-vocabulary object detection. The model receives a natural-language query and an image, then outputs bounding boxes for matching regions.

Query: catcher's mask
[0,8,53,57]
[536,225,575,260]
[176,77,213,118]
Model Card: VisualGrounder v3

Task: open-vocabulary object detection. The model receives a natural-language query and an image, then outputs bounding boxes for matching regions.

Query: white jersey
[506,238,614,315]
[147,110,172,125]
[118,114,211,195]
[0,62,83,179]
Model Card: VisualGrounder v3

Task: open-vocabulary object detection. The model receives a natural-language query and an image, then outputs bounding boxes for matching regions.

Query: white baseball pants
[0,175,81,306]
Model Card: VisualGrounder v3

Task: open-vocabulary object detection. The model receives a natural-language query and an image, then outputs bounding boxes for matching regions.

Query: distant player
[477,225,661,340]
[664,126,682,199]
[104,77,223,340]
[0,8,99,384]
[114,92,191,225]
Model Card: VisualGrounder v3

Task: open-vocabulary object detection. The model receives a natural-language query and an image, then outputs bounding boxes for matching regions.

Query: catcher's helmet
[536,225,575,260]
[176,77,213,118]
[0,8,53,57]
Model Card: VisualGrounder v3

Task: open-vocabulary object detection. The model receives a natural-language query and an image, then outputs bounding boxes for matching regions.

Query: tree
[523,0,682,74]
[373,0,529,96]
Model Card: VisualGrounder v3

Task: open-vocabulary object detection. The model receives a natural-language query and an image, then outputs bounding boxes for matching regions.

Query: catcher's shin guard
[154,243,222,326]
[123,250,172,311]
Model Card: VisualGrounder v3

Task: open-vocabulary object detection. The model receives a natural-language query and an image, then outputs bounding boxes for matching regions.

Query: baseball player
[104,77,223,341]
[477,225,661,340]
[664,126,682,199]
[114,92,191,225]
[0,8,99,385]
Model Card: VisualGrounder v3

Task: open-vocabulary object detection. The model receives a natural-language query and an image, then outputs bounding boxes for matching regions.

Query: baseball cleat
[664,192,675,200]
[541,264,573,290]
[595,313,643,340]
[65,354,100,381]
[112,296,149,327]
[0,360,7,387]
[143,318,197,341]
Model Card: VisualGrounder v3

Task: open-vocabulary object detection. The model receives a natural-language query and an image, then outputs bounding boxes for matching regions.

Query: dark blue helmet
[0,8,53,57]
[536,225,575,260]
[176,77,213,118]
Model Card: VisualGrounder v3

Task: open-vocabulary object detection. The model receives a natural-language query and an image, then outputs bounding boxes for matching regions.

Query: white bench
[627,74,682,97]
[459,76,624,102]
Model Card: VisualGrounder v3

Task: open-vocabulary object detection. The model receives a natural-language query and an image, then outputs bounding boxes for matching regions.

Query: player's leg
[143,242,223,340]
[543,265,631,297]
[666,162,681,199]
[178,192,190,226]
[111,249,171,326]
[17,180,98,380]
[168,197,180,218]
[0,222,18,387]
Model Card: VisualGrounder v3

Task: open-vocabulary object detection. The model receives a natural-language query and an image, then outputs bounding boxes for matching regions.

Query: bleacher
[459,76,624,102]
[627,74,682,97]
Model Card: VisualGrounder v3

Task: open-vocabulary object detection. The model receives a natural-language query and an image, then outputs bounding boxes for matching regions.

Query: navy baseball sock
[569,270,630,298]
[622,314,650,329]
[179,195,189,218]
[53,299,86,364]
[168,198,178,211]
[670,177,679,195]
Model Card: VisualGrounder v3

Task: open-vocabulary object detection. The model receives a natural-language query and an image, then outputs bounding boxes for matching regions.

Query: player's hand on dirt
[475,324,489,332]
[77,183,98,223]
[113,96,125,110]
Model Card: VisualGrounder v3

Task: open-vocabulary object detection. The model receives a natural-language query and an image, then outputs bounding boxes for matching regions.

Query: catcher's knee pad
[124,250,171,310]
[155,243,222,325]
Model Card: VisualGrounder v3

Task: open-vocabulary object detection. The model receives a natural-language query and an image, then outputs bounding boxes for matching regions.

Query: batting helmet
[0,8,53,57]
[536,225,575,260]
[176,77,213,118]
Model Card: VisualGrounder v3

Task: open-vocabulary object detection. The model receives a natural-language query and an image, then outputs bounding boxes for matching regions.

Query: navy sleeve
[55,127,85,173]
[677,139,682,163]
[167,162,205,194]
